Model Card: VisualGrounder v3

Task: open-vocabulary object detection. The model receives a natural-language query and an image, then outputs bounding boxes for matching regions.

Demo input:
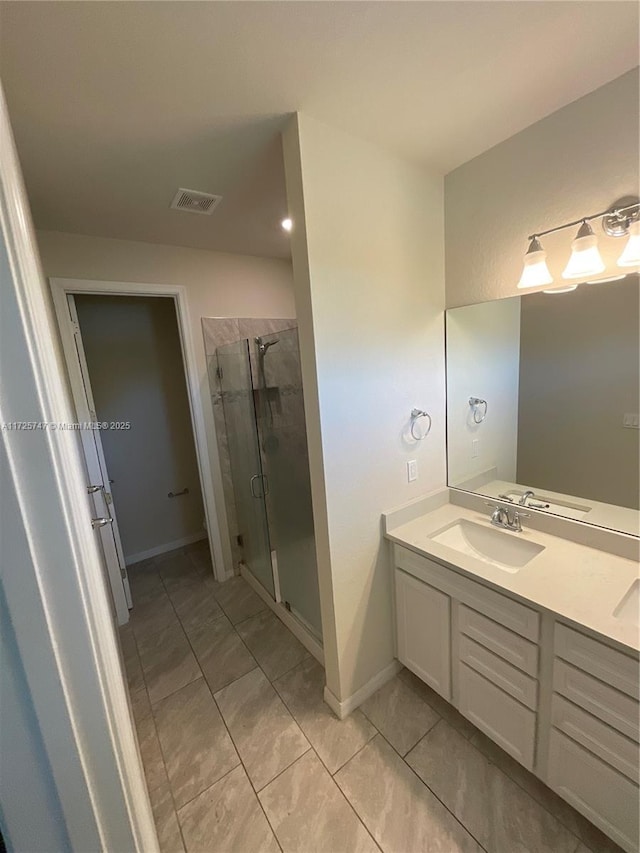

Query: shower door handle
[250,474,262,498]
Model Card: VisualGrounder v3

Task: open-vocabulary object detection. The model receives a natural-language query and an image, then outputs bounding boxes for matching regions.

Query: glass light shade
[543,284,578,294]
[517,237,553,289]
[617,220,640,267]
[562,222,605,279]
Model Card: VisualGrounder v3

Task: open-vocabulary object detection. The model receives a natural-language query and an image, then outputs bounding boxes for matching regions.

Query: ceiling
[1,2,638,260]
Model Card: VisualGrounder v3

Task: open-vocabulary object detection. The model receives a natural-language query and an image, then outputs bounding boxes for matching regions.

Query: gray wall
[76,294,205,559]
[517,277,640,509]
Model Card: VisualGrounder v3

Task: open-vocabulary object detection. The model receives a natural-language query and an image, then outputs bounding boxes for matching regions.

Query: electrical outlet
[472,439,480,458]
[407,460,418,482]
[623,413,639,429]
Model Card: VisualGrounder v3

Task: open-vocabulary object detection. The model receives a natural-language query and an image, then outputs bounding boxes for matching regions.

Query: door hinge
[236,533,244,548]
[120,564,127,579]
[216,366,223,380]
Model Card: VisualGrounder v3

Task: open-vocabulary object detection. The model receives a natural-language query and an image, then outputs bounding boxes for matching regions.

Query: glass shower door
[253,328,322,637]
[217,340,274,597]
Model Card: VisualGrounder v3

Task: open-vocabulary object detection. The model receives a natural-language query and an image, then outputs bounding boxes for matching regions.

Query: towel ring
[469,397,488,424]
[410,408,432,441]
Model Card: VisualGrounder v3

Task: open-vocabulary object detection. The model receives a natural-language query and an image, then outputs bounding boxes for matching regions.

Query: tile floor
[120,543,623,853]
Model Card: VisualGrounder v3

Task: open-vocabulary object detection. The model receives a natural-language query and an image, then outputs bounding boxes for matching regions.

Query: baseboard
[323,659,402,720]
[125,532,207,565]
[240,564,324,666]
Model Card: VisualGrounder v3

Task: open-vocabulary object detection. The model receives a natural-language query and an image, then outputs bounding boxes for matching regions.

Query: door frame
[1,82,158,851]
[50,277,226,583]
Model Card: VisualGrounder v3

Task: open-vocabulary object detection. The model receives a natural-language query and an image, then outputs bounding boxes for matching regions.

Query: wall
[283,113,446,703]
[36,229,295,576]
[446,298,521,489]
[75,294,206,561]
[517,277,639,509]
[445,69,640,308]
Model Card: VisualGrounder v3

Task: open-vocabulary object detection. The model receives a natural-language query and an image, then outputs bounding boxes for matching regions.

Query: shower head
[257,338,279,356]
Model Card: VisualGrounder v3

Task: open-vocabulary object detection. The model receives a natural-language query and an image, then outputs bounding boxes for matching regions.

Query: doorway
[51,279,223,623]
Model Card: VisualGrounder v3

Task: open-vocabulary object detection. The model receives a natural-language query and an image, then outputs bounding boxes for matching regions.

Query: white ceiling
[1,2,638,260]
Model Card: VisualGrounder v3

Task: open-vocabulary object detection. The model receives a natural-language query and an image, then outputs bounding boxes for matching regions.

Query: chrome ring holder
[410,408,432,441]
[469,397,488,424]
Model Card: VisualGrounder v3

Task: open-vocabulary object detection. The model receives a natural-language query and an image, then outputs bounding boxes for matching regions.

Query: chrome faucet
[519,490,535,506]
[485,502,529,533]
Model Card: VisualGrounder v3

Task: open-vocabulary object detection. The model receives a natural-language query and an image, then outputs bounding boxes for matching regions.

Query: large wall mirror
[445,274,640,537]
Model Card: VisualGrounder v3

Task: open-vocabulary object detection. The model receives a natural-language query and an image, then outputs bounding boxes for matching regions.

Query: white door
[60,293,132,621]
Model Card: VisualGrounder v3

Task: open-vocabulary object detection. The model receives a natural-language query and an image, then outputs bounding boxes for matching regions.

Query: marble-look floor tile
[178,765,279,853]
[407,720,578,852]
[153,677,239,809]
[122,645,145,693]
[130,686,152,727]
[187,615,257,694]
[149,781,185,853]
[137,622,201,705]
[398,666,478,738]
[185,541,213,574]
[470,730,624,853]
[360,674,440,756]
[236,609,309,681]
[137,714,168,793]
[130,591,180,645]
[274,657,376,774]
[213,576,267,625]
[129,572,166,607]
[335,734,481,853]
[168,578,223,633]
[260,749,379,853]
[215,667,309,791]
[119,623,138,663]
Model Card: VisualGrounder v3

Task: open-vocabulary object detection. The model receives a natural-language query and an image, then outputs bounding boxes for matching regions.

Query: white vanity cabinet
[392,544,640,853]
[547,624,640,852]
[395,569,451,700]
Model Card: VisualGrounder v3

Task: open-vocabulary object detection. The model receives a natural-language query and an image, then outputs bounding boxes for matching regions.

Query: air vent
[170,188,222,216]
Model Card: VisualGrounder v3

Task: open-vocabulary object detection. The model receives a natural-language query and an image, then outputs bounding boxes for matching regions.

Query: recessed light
[281,218,293,232]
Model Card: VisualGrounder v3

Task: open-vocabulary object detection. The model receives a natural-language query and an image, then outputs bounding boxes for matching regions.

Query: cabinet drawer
[553,660,639,742]
[547,729,639,853]
[395,569,451,700]
[459,605,538,675]
[552,695,639,783]
[555,623,639,699]
[394,545,539,641]
[459,635,538,710]
[458,663,536,769]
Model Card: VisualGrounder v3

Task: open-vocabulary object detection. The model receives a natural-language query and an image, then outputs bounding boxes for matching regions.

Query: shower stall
[213,327,322,640]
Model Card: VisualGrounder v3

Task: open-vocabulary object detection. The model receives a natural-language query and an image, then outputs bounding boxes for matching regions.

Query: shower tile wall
[202,318,297,570]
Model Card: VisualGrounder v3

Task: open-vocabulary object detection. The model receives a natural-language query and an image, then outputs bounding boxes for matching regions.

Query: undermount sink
[430,519,545,573]
[613,579,640,626]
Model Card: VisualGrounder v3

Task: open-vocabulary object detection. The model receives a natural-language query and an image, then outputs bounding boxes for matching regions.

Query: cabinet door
[548,729,639,853]
[395,568,451,700]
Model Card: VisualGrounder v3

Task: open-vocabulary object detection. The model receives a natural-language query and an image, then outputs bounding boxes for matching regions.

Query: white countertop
[385,502,640,654]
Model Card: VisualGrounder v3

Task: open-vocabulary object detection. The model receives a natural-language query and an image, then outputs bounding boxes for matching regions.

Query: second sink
[430,519,545,572]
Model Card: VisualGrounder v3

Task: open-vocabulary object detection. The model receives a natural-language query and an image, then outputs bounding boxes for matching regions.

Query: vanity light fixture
[518,197,640,289]
[562,220,605,279]
[617,219,640,267]
[543,284,578,295]
[517,237,553,289]
[281,217,293,232]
